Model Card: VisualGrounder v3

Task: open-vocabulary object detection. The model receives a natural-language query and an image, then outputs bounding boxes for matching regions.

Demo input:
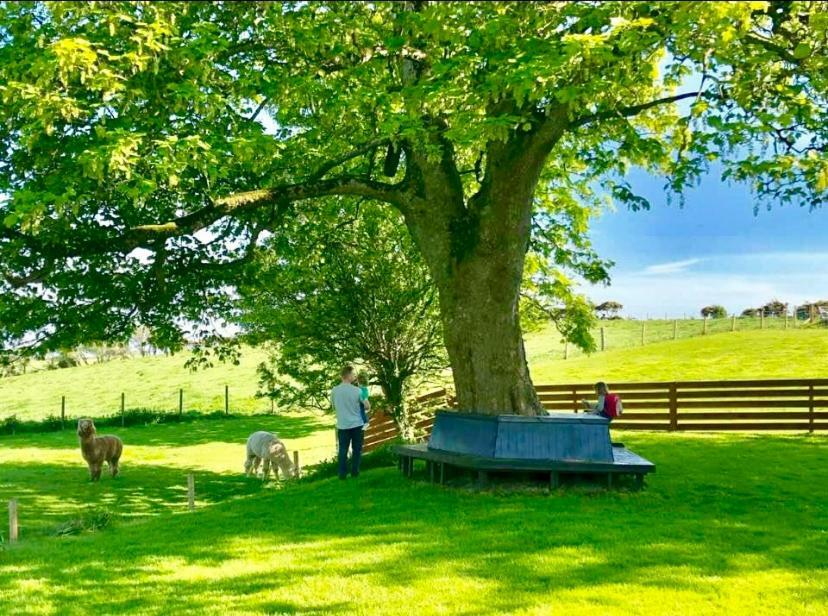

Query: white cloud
[642,258,703,275]
[586,252,828,318]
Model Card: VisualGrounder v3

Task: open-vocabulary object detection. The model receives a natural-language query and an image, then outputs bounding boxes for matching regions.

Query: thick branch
[569,91,701,129]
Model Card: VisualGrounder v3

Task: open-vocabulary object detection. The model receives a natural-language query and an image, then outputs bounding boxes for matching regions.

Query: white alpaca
[244,431,295,480]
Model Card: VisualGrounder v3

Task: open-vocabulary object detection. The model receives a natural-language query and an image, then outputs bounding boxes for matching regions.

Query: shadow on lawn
[0,413,329,450]
[0,460,267,538]
[2,434,827,614]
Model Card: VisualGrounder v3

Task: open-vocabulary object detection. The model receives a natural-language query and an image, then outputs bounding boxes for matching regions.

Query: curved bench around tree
[394,411,655,489]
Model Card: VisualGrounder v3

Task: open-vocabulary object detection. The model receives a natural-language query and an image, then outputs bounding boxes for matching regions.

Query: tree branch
[569,91,701,129]
[307,137,389,181]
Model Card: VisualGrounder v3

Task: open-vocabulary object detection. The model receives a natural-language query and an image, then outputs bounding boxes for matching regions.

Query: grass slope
[530,328,828,383]
[2,323,826,422]
[0,348,270,421]
[1,424,826,615]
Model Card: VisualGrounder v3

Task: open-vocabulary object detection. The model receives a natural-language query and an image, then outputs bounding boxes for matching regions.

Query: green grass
[0,348,271,422]
[1,421,826,614]
[3,321,827,423]
[530,328,828,383]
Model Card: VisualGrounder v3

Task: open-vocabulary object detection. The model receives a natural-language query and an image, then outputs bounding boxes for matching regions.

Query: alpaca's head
[269,441,294,473]
[77,418,96,438]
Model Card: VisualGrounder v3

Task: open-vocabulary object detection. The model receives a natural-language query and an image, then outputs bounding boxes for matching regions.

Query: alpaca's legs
[109,455,121,478]
[251,457,261,476]
[262,458,271,480]
[90,463,102,481]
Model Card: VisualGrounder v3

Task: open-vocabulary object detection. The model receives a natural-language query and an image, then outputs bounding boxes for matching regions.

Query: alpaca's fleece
[77,418,123,481]
[244,431,295,480]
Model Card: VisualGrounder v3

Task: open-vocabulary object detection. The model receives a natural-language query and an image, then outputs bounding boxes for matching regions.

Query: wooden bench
[393,442,655,489]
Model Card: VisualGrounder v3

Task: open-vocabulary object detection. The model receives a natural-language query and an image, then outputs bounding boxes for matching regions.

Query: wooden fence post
[572,386,579,414]
[809,384,815,434]
[8,499,18,543]
[703,317,708,335]
[640,322,645,346]
[120,392,125,426]
[760,311,765,329]
[224,385,229,416]
[731,315,736,332]
[673,320,678,340]
[600,327,605,351]
[61,395,66,430]
[669,383,678,431]
[187,474,195,511]
[179,388,184,416]
[563,341,569,360]
[792,308,797,328]
[785,311,789,329]
[293,451,300,478]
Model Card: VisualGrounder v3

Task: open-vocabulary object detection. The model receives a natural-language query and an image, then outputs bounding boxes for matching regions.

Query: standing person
[582,381,623,420]
[331,365,369,479]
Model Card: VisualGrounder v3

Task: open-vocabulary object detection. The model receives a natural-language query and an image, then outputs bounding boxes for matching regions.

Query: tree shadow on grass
[0,413,330,450]
[2,434,827,614]
[0,460,270,539]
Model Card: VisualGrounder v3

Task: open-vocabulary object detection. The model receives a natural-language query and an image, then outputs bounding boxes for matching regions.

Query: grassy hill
[1,321,826,422]
[0,347,271,422]
[529,328,828,383]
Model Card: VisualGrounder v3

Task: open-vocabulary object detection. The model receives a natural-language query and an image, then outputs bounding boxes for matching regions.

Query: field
[2,325,828,614]
[1,425,826,615]
[2,321,827,422]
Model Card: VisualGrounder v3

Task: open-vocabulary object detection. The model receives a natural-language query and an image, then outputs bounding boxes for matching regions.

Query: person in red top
[582,382,623,420]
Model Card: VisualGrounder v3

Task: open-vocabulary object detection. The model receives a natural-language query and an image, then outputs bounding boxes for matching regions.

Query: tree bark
[437,248,541,415]
[398,114,566,416]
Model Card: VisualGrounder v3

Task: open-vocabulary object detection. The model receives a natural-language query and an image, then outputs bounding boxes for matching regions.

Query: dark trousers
[337,426,364,479]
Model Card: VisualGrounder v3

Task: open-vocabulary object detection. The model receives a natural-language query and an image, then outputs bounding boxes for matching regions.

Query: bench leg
[550,471,560,490]
[634,474,644,491]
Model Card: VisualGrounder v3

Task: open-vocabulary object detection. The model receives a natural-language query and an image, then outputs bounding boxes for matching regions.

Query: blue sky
[584,169,828,318]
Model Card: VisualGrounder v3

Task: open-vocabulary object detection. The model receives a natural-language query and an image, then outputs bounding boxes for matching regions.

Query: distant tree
[239,201,446,431]
[741,308,760,317]
[595,301,624,320]
[761,299,788,317]
[701,305,727,319]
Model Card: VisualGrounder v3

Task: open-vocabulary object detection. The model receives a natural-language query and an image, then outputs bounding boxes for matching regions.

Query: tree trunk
[435,245,541,416]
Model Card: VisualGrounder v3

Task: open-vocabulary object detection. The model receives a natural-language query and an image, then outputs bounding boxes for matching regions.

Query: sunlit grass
[1,422,826,615]
[530,328,828,383]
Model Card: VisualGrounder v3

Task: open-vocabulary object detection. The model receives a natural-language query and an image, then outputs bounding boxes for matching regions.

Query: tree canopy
[1,1,826,413]
[240,199,445,424]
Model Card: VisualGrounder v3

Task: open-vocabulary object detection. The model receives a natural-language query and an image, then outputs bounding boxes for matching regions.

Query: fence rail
[363,379,828,451]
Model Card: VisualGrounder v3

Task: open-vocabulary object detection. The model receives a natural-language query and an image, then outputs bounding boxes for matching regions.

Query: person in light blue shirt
[330,365,369,479]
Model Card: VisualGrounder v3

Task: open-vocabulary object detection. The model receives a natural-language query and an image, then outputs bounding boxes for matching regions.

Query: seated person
[582,381,623,420]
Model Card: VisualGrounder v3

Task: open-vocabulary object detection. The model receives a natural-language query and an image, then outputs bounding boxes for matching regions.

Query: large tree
[0,2,826,414]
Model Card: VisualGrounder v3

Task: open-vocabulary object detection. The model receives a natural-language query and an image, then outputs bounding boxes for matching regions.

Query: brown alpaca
[77,419,123,481]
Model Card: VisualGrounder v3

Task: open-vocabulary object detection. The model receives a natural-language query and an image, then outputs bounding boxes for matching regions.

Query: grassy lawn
[1,419,827,615]
[4,324,828,423]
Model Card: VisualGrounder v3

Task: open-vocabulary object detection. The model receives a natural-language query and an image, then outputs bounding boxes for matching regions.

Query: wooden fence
[363,379,828,451]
